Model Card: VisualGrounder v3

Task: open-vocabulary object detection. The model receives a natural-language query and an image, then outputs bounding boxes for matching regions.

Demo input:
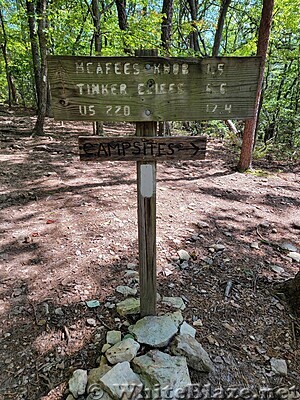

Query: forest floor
[0,108,300,400]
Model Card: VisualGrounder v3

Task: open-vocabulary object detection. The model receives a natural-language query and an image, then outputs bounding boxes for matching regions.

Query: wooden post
[136,49,158,317]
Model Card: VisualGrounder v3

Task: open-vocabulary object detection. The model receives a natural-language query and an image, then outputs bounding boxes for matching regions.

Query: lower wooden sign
[78,136,207,162]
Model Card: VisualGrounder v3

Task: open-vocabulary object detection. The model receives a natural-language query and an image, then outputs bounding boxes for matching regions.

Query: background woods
[0,0,299,157]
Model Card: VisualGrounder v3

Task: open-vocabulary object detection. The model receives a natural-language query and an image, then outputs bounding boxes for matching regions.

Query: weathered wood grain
[78,136,207,162]
[136,49,157,317]
[47,55,261,122]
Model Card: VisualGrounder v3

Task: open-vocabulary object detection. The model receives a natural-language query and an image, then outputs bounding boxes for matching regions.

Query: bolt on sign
[47,56,261,122]
[47,53,261,317]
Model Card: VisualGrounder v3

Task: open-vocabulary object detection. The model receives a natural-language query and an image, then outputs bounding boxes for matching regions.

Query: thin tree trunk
[159,0,174,136]
[92,0,102,54]
[91,0,104,134]
[161,0,174,51]
[34,0,48,134]
[115,0,127,30]
[211,0,237,137]
[0,10,17,106]
[237,0,274,172]
[26,0,41,106]
[187,0,200,52]
[212,0,231,57]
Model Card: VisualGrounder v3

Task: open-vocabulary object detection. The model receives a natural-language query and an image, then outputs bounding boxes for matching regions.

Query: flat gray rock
[129,313,180,347]
[132,350,191,397]
[280,242,298,252]
[100,361,143,399]
[106,338,140,364]
[170,334,214,373]
[162,296,186,310]
[116,285,137,297]
[69,369,88,398]
[270,358,288,376]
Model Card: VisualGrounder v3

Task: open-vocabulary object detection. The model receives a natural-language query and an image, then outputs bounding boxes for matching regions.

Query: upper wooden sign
[47,55,261,122]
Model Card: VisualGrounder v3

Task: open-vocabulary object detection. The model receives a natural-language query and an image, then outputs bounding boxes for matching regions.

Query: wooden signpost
[48,51,261,317]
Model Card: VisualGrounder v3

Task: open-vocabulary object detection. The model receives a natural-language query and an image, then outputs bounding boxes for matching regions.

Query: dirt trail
[0,116,299,399]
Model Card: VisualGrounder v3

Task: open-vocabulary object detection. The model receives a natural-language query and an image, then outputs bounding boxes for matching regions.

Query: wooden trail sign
[78,136,207,162]
[48,51,261,318]
[47,55,261,122]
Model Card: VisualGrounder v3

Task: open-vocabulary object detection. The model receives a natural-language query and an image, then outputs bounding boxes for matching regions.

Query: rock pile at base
[65,311,214,400]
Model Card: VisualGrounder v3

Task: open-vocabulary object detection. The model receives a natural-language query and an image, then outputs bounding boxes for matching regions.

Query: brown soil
[0,111,299,399]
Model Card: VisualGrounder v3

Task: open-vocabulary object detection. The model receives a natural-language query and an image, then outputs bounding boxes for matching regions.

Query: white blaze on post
[139,165,155,198]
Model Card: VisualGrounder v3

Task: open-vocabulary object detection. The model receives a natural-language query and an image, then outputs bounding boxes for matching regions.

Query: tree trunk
[237,0,274,172]
[115,0,127,30]
[0,10,17,106]
[211,0,237,137]
[34,0,48,134]
[26,0,41,106]
[212,0,231,57]
[187,0,200,52]
[161,0,174,51]
[159,0,174,136]
[91,0,104,135]
[26,0,49,135]
[92,0,102,54]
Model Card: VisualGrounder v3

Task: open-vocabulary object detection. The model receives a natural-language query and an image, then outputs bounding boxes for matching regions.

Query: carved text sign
[78,136,207,162]
[47,56,261,122]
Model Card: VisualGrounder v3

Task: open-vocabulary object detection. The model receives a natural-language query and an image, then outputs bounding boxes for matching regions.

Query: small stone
[197,221,209,228]
[180,322,196,338]
[123,334,135,340]
[106,330,122,345]
[212,243,226,252]
[270,358,288,376]
[86,300,100,308]
[213,356,224,364]
[180,261,189,269]
[203,257,213,265]
[116,298,140,316]
[124,270,139,280]
[116,286,137,297]
[86,318,97,327]
[170,334,215,373]
[127,263,137,269]
[251,242,260,249]
[101,343,111,353]
[106,338,140,364]
[66,395,75,400]
[178,249,190,261]
[162,296,186,310]
[192,319,203,327]
[280,242,298,252]
[271,265,285,274]
[287,252,300,262]
[69,369,88,398]
[54,307,64,316]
